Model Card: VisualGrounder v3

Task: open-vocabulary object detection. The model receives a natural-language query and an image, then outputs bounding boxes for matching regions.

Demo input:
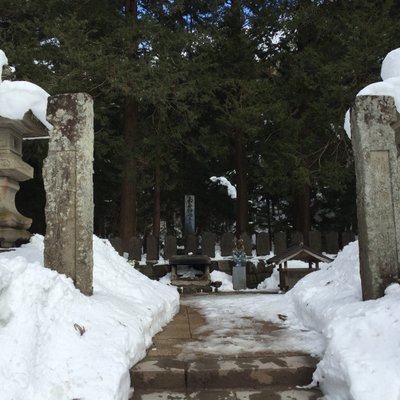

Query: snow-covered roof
[0,49,51,131]
[268,244,333,265]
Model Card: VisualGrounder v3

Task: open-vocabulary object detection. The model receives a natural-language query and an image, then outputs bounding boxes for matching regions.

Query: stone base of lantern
[0,227,31,248]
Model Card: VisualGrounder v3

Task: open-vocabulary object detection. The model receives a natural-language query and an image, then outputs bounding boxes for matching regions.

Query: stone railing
[109,230,356,262]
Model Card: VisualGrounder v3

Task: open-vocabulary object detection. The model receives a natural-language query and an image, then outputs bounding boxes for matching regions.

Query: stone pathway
[130,293,322,400]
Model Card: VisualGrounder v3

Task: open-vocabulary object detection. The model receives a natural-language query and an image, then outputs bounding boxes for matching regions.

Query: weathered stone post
[43,93,94,296]
[351,95,400,300]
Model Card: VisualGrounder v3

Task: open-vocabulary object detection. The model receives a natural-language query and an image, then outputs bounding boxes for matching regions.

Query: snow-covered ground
[0,235,179,400]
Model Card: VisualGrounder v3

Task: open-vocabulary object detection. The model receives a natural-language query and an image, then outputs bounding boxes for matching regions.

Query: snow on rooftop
[345,48,400,138]
[0,49,51,130]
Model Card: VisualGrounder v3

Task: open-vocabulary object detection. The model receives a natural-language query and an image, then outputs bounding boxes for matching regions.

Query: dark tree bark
[119,98,139,250]
[152,159,161,240]
[234,131,249,235]
[119,0,138,251]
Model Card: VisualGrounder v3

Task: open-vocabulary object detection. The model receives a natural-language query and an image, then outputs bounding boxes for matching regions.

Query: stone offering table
[169,255,211,291]
[0,112,48,247]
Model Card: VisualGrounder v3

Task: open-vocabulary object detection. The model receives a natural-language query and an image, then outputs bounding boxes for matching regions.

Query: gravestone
[309,230,322,253]
[0,114,47,247]
[256,232,270,256]
[202,232,216,257]
[341,231,355,248]
[146,235,158,261]
[240,233,252,256]
[164,235,177,259]
[351,95,400,300]
[43,93,94,296]
[184,195,195,235]
[221,232,234,256]
[129,236,142,261]
[289,231,303,247]
[110,237,123,256]
[185,234,198,254]
[325,231,339,254]
[273,231,287,256]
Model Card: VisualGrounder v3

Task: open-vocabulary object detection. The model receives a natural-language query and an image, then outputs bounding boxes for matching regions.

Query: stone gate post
[351,95,400,300]
[43,93,94,296]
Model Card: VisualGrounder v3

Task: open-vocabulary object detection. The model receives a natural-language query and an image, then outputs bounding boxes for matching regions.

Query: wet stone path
[130,293,323,400]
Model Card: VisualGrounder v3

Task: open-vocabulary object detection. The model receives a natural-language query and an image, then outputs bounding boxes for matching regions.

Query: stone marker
[273,232,287,256]
[185,234,198,254]
[43,93,94,296]
[164,235,177,260]
[146,235,158,261]
[289,231,303,247]
[129,236,142,261]
[351,95,400,300]
[256,232,270,256]
[240,233,252,256]
[309,230,322,253]
[341,231,355,248]
[202,232,216,257]
[325,231,339,254]
[232,266,247,290]
[221,232,234,256]
[0,114,48,247]
[110,237,123,256]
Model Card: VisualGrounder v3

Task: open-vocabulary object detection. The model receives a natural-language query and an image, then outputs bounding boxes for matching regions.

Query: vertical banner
[184,195,195,235]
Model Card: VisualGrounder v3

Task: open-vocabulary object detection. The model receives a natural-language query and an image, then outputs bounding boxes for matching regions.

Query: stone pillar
[164,235,177,259]
[201,232,216,257]
[309,230,322,253]
[273,231,287,255]
[43,93,94,296]
[185,234,198,254]
[351,95,400,300]
[221,232,234,256]
[325,231,339,254]
[129,236,142,261]
[146,235,158,261]
[256,232,270,256]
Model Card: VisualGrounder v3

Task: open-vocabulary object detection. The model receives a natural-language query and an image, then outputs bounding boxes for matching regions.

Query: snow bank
[0,49,51,129]
[0,235,179,400]
[345,48,400,137]
[287,241,400,400]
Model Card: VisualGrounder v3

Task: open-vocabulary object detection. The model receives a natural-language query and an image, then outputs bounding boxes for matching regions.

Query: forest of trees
[1,0,400,250]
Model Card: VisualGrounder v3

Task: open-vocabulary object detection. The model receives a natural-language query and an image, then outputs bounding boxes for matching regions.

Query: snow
[0,49,52,129]
[210,176,237,199]
[0,235,179,400]
[281,240,400,400]
[345,48,400,137]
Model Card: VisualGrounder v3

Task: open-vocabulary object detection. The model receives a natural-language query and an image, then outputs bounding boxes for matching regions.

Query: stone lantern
[0,111,48,247]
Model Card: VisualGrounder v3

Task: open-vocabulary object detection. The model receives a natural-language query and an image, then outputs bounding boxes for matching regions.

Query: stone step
[131,387,322,400]
[130,355,317,391]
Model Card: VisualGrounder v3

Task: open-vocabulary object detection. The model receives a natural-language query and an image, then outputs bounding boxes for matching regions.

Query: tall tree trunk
[234,131,248,235]
[152,159,161,240]
[119,98,138,250]
[119,0,138,251]
[293,184,311,245]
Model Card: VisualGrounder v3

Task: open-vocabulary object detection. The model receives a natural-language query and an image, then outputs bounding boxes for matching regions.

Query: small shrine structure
[267,243,333,291]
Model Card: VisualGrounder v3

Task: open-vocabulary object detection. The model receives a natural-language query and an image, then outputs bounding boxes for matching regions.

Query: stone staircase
[130,354,321,399]
[129,295,322,400]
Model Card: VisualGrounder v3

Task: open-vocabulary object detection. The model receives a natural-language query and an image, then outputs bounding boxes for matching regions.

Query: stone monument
[351,95,400,300]
[43,93,94,296]
[0,113,48,247]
